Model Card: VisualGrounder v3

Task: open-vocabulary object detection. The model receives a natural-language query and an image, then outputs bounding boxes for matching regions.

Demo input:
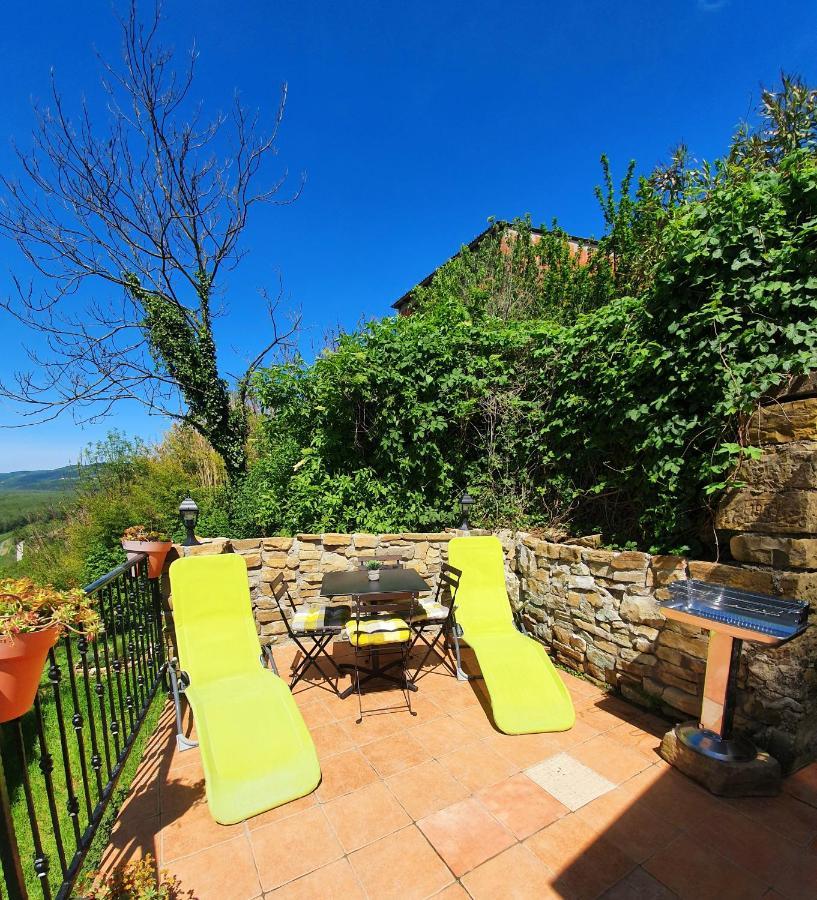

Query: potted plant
[0,578,100,722]
[121,526,172,579]
[365,560,382,581]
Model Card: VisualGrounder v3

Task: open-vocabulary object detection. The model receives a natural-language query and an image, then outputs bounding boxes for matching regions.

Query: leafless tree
[0,1,301,478]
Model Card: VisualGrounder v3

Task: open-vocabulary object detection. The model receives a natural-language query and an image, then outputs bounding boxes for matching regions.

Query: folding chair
[407,562,466,681]
[270,573,351,692]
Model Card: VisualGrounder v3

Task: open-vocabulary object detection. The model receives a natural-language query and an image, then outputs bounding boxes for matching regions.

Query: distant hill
[0,464,80,492]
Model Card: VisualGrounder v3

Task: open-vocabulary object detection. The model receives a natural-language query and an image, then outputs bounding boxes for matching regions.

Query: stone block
[322,533,352,547]
[261,558,287,575]
[730,534,817,570]
[776,571,817,605]
[232,538,262,551]
[296,533,322,542]
[570,575,597,591]
[620,595,665,627]
[687,561,776,595]
[320,551,350,572]
[661,685,701,717]
[659,629,708,659]
[263,537,293,551]
[586,645,616,672]
[735,442,817,491]
[716,488,817,534]
[659,728,781,797]
[352,534,379,548]
[746,398,817,444]
[611,550,649,571]
[185,539,229,556]
[240,553,261,569]
[610,569,648,584]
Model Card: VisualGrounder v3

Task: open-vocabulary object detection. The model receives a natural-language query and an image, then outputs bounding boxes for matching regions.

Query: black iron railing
[0,554,167,900]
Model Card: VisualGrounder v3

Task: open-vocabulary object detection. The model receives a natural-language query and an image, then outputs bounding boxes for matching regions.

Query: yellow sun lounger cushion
[345,615,410,647]
[170,554,320,824]
[448,535,575,735]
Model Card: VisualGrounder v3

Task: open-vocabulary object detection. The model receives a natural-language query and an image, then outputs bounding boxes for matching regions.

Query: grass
[1,625,166,898]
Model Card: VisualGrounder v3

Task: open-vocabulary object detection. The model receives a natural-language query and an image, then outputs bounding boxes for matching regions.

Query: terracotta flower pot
[0,627,60,722]
[121,540,172,579]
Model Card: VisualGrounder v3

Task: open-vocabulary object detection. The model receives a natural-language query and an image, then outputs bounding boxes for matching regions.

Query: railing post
[0,726,28,900]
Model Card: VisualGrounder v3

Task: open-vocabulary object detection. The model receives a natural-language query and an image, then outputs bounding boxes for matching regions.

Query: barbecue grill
[659,579,808,762]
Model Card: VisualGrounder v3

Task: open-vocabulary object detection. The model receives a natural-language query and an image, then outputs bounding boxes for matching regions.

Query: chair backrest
[447,536,513,635]
[436,562,462,605]
[170,554,262,686]
[269,572,299,640]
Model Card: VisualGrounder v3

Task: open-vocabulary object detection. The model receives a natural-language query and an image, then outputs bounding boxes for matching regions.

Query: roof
[391,220,598,312]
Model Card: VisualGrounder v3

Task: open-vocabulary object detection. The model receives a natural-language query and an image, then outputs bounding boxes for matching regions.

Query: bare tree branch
[0,0,302,477]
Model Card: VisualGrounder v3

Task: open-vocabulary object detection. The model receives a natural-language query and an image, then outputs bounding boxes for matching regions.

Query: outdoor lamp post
[459,491,474,531]
[179,496,200,547]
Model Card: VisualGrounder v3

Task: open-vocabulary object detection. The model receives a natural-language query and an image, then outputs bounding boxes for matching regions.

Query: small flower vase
[368,570,380,581]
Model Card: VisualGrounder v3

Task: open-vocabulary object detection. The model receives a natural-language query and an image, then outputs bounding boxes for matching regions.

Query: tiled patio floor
[100,642,817,899]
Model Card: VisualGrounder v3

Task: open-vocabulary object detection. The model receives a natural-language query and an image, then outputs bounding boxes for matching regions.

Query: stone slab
[746,397,817,444]
[730,533,817,569]
[715,489,817,534]
[659,728,781,797]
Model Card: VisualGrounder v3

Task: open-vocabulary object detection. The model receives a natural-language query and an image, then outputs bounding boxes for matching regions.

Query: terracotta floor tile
[450,704,502,739]
[161,799,242,861]
[246,792,317,830]
[525,813,637,900]
[574,784,680,863]
[360,729,431,777]
[620,766,724,830]
[433,883,471,899]
[785,763,817,809]
[418,797,515,876]
[478,773,569,839]
[98,812,160,876]
[769,842,817,900]
[726,792,817,848]
[462,842,561,899]
[348,824,454,899]
[686,801,805,886]
[164,835,261,900]
[323,781,410,852]
[386,758,470,819]
[309,721,356,759]
[599,866,678,899]
[265,857,365,899]
[569,733,654,785]
[339,706,413,744]
[250,806,343,892]
[485,730,574,770]
[526,752,616,811]
[410,714,473,757]
[315,748,379,802]
[159,765,207,820]
[554,717,601,749]
[643,833,767,900]
[437,741,516,792]
[298,696,337,729]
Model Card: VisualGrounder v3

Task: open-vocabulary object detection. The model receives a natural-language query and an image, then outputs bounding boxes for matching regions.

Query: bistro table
[321,568,429,700]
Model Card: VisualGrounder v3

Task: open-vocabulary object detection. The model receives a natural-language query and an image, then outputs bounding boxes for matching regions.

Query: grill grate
[663,580,808,640]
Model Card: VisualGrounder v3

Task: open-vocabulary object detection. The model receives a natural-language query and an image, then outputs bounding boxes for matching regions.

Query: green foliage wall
[244,149,817,554]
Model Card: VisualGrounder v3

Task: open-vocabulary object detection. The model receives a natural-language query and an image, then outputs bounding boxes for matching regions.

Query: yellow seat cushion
[345,615,410,647]
[410,599,449,623]
[291,604,350,633]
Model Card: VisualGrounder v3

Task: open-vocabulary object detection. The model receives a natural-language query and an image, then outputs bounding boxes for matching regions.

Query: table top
[321,568,429,597]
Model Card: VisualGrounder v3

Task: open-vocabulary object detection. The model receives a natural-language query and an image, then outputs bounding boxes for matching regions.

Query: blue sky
[0,0,815,471]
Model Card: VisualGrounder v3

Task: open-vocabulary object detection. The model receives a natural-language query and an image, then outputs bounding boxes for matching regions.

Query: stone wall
[170,531,453,644]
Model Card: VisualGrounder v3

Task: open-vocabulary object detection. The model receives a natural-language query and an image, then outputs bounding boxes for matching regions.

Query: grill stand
[675,631,756,763]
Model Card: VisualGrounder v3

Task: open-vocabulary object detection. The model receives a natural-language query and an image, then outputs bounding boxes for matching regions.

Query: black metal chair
[269,573,351,692]
[407,562,464,680]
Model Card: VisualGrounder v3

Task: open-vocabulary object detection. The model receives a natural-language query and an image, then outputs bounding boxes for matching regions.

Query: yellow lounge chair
[169,554,320,824]
[448,535,575,735]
